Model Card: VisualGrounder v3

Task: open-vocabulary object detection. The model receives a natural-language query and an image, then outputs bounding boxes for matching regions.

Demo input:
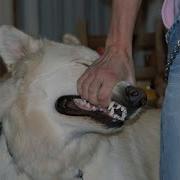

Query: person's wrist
[105,43,132,60]
[106,33,132,49]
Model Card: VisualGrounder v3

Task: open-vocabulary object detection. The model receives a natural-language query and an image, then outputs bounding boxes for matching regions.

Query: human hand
[77,46,135,107]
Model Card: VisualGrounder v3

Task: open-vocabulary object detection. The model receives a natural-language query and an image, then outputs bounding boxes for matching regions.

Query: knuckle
[88,86,95,94]
[81,83,88,98]
[98,91,111,106]
[89,96,98,105]
[98,94,107,102]
[88,90,98,105]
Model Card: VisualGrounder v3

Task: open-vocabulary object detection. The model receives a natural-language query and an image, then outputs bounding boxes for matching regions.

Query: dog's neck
[3,112,102,179]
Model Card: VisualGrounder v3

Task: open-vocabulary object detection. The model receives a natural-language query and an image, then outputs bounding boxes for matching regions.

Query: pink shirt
[162,0,180,29]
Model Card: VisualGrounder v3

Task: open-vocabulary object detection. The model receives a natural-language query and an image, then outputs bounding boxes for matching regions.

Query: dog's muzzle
[55,82,147,128]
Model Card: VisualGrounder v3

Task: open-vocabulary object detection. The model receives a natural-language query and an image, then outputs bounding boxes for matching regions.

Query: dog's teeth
[82,100,87,104]
[121,111,127,120]
[74,99,82,105]
[109,109,115,117]
[109,112,114,117]
[92,106,97,111]
[116,104,121,109]
[121,106,126,111]
[86,103,91,108]
[99,107,104,111]
[111,108,115,114]
[113,114,118,119]
[108,102,115,110]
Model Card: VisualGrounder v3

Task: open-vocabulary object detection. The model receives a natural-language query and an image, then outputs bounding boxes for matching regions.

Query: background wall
[0,0,164,41]
[0,0,166,106]
[15,0,111,41]
[15,0,162,41]
[0,0,14,25]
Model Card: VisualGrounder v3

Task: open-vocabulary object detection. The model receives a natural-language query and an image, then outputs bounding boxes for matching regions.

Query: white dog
[0,26,160,180]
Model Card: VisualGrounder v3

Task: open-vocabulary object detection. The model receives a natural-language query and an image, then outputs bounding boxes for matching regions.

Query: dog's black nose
[125,86,147,108]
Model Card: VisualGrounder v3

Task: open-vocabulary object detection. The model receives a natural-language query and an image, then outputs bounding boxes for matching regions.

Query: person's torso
[162,0,180,29]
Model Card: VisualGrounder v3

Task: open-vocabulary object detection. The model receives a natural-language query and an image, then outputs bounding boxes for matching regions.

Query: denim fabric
[161,15,180,180]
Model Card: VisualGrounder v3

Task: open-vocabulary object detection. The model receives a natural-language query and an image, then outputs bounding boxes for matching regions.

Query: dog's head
[0,25,130,136]
[0,26,148,179]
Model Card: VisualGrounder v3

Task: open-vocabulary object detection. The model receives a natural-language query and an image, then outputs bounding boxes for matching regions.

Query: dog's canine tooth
[92,106,97,111]
[120,106,126,111]
[108,102,115,111]
[112,117,118,122]
[113,114,120,120]
[121,110,127,120]
[85,102,91,108]
[110,108,115,116]
[109,110,115,117]
[115,104,121,110]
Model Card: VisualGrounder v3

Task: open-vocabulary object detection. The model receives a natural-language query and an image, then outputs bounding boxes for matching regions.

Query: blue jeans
[160,16,180,180]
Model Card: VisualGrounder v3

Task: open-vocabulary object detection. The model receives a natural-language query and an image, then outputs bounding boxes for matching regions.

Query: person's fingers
[77,70,89,95]
[88,78,103,105]
[97,79,116,107]
[81,73,95,100]
[77,47,135,108]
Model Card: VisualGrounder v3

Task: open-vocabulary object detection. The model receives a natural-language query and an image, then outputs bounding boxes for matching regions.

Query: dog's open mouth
[55,95,125,128]
[55,84,147,128]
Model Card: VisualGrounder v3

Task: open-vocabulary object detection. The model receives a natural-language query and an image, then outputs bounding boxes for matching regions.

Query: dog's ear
[0,25,42,71]
[63,34,81,45]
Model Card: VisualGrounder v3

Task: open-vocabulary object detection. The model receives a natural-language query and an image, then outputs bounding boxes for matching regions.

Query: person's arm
[77,0,142,107]
[106,0,142,54]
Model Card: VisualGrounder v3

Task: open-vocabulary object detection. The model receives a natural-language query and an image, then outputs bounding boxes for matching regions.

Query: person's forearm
[106,0,142,53]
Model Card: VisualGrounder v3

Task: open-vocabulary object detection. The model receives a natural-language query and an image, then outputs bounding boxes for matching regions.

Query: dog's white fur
[0,26,160,180]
